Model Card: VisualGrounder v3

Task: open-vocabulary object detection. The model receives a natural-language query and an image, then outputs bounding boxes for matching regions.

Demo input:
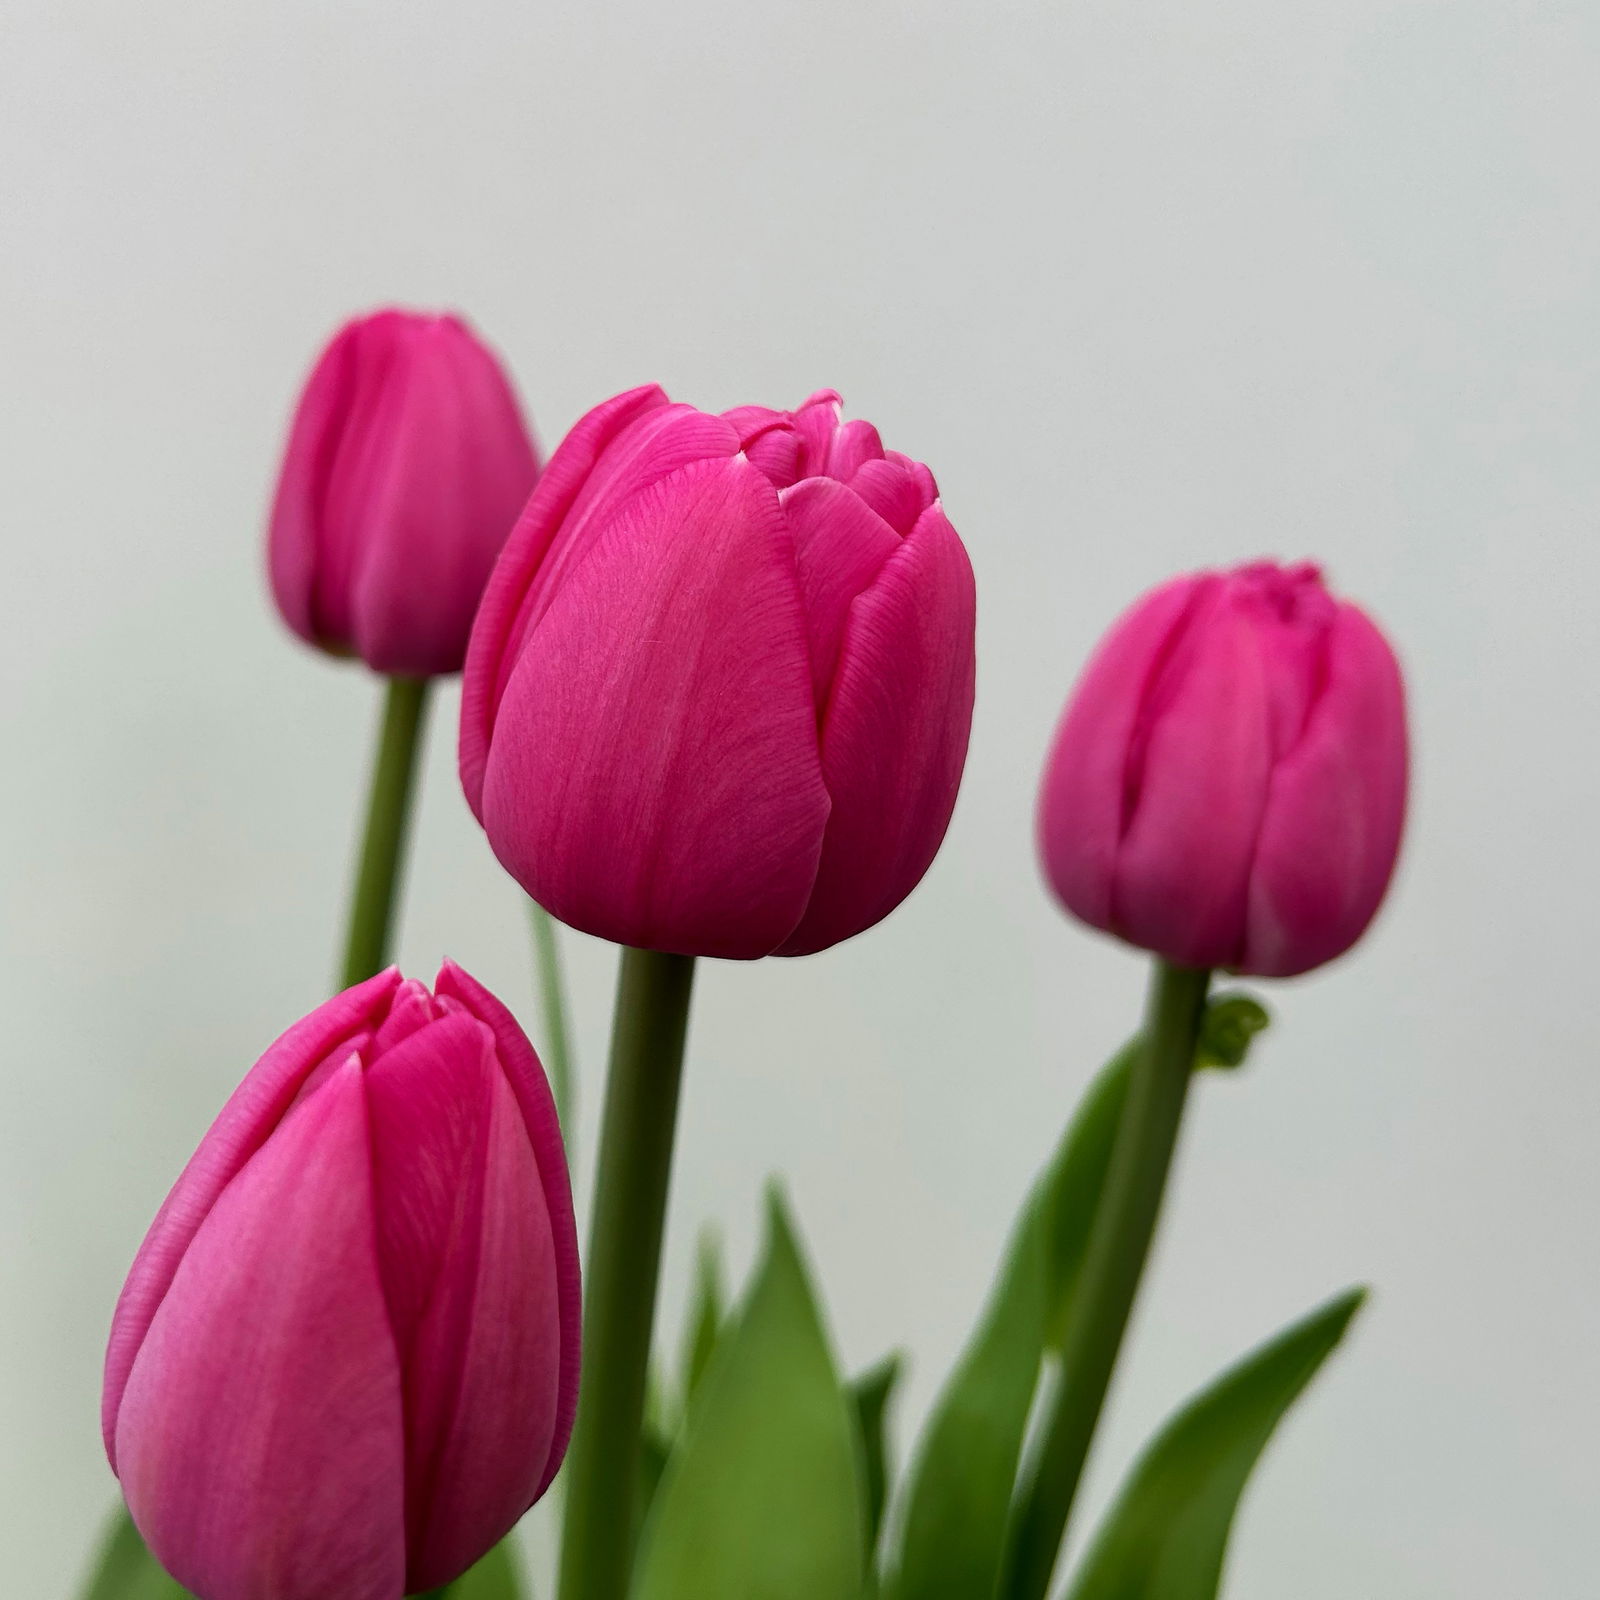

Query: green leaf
[681,1226,726,1414]
[847,1352,904,1564]
[79,1507,191,1600]
[1041,1042,1136,1353]
[445,1536,526,1597]
[636,1414,673,1553]
[1194,992,1271,1073]
[888,1183,1052,1600]
[632,1186,865,1600]
[1062,1287,1367,1600]
[889,995,1273,1600]
[890,1038,1141,1600]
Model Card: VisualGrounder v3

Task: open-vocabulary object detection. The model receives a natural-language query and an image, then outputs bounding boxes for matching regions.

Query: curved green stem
[1001,960,1212,1600]
[558,948,697,1600]
[340,676,430,988]
[530,900,575,1131]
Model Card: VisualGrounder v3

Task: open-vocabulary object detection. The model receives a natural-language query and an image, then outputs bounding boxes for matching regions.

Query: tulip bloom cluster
[460,384,978,960]
[269,310,540,677]
[94,297,1415,1600]
[103,965,579,1600]
[1038,560,1407,975]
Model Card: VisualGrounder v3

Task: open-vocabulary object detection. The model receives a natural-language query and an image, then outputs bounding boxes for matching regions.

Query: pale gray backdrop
[3,1,1597,1595]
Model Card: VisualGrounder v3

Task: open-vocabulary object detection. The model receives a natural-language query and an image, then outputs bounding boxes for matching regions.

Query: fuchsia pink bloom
[269,310,540,676]
[460,385,978,960]
[1038,561,1407,977]
[102,965,579,1600]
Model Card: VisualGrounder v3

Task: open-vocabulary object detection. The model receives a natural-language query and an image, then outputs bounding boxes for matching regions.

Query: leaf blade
[632,1187,865,1600]
[848,1353,904,1565]
[681,1227,726,1414]
[890,1042,1137,1600]
[1062,1287,1367,1600]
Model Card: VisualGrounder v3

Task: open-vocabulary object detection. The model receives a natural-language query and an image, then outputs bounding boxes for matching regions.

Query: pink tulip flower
[269,309,540,677]
[1038,560,1407,977]
[459,385,978,960]
[103,964,579,1599]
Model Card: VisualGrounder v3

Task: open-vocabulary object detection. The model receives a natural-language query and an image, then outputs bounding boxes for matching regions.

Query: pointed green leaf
[1041,1042,1136,1352]
[848,1352,904,1563]
[79,1507,191,1600]
[888,1184,1051,1600]
[889,996,1273,1600]
[890,1039,1141,1600]
[633,1187,865,1600]
[1063,1287,1366,1600]
[682,1227,726,1413]
[446,1536,526,1597]
[636,1414,673,1554]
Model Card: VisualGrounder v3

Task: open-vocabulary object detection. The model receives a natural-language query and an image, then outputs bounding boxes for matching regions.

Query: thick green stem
[1002,960,1212,1600]
[340,676,430,988]
[558,948,697,1600]
[530,900,575,1131]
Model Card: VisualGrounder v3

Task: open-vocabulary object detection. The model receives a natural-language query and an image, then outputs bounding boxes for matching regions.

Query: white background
[4,1,1598,1594]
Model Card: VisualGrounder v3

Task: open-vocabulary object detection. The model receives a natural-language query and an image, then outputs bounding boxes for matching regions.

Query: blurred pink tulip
[103,964,579,1599]
[1037,560,1407,977]
[269,309,540,676]
[460,385,977,959]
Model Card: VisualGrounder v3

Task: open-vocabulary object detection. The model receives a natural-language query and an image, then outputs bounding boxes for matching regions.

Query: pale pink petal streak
[434,960,580,1491]
[115,1063,405,1600]
[103,969,403,1462]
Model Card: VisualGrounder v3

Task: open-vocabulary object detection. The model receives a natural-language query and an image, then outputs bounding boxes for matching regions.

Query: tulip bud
[102,965,579,1599]
[269,309,540,676]
[1037,560,1407,977]
[459,385,977,960]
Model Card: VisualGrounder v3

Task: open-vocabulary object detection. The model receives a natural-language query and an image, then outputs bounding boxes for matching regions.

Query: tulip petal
[778,477,901,702]
[434,960,580,1494]
[779,503,976,956]
[722,404,787,440]
[364,1012,500,1361]
[267,321,369,650]
[823,418,884,480]
[741,424,804,488]
[115,1062,405,1600]
[790,391,842,477]
[1036,577,1209,937]
[849,454,937,537]
[512,403,741,651]
[723,405,801,486]
[351,320,541,677]
[461,385,668,819]
[1109,584,1278,967]
[359,1012,563,1586]
[402,1068,563,1588]
[481,456,829,958]
[103,969,402,1464]
[1241,604,1407,975]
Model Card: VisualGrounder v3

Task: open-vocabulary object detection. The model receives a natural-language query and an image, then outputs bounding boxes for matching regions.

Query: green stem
[340,676,430,988]
[1002,960,1212,1600]
[530,900,575,1131]
[558,948,697,1600]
